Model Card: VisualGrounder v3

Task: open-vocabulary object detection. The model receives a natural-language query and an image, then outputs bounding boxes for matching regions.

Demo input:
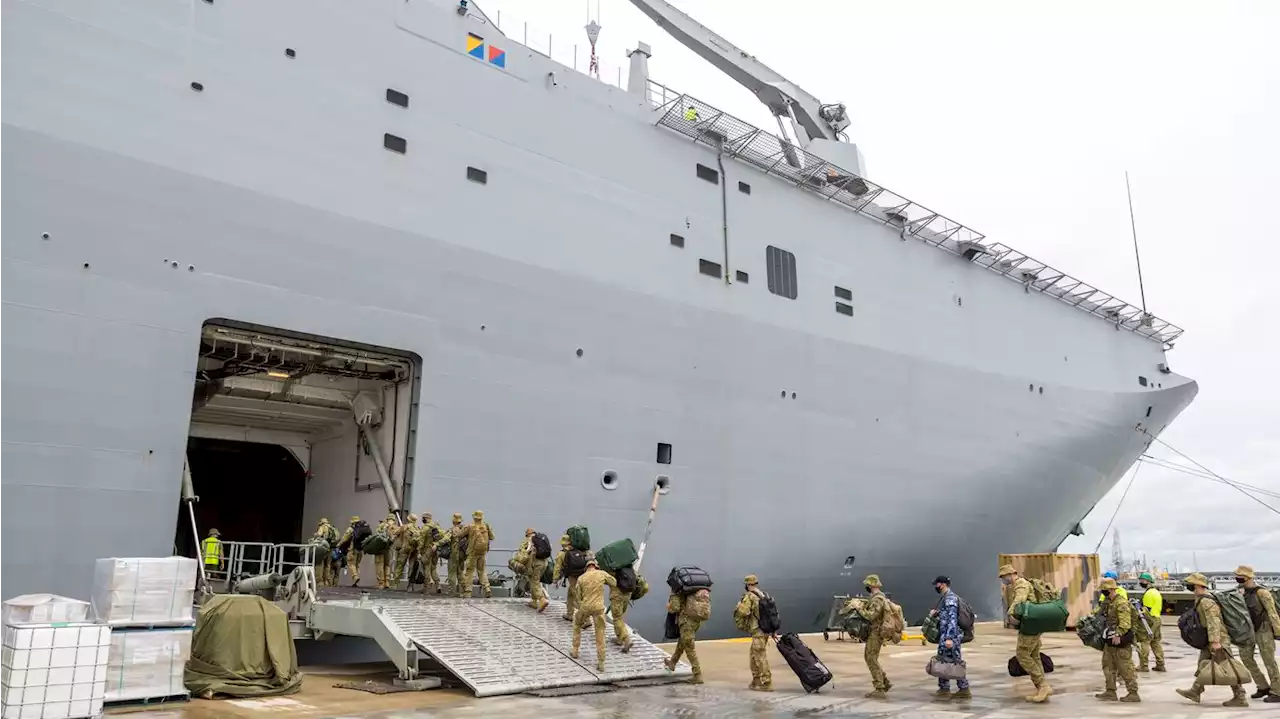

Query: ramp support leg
[308,603,421,679]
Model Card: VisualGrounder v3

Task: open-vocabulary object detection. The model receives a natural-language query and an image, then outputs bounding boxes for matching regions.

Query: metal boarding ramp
[308,595,690,697]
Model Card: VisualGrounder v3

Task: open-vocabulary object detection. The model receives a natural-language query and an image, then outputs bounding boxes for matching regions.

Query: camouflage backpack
[1029,578,1059,604]
[684,588,712,621]
[881,597,906,644]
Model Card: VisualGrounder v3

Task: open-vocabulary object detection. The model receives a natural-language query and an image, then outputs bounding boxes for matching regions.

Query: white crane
[625,0,866,176]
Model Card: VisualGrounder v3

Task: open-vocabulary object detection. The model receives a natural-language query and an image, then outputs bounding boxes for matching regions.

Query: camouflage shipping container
[998,553,1101,629]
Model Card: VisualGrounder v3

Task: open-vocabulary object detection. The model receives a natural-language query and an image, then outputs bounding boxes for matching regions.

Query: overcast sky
[478,0,1280,571]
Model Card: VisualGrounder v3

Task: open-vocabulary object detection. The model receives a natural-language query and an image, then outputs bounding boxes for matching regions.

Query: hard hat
[1103,570,1118,579]
[1139,572,1154,582]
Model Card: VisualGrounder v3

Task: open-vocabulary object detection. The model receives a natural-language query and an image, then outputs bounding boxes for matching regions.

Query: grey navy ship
[0,0,1196,640]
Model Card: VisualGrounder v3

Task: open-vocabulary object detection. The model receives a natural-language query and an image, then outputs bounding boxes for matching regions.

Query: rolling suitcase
[775,632,833,693]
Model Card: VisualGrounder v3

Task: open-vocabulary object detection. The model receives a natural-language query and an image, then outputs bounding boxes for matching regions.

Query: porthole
[655,475,671,494]
[600,471,618,490]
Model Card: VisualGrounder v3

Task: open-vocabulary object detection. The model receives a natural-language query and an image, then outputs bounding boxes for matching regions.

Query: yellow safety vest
[1141,587,1163,617]
[202,536,222,565]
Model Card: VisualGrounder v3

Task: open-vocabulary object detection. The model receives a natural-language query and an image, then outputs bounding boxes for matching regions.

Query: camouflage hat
[744,574,759,586]
[1099,578,1119,591]
[452,512,462,522]
[1185,572,1209,588]
[1235,565,1255,579]
[473,510,484,519]
[1139,572,1154,582]
[526,527,535,536]
[407,513,418,523]
[863,574,882,588]
[423,512,432,521]
[319,517,330,525]
[209,528,221,537]
[997,564,1016,577]
[560,534,571,546]
[350,515,361,523]
[585,552,599,567]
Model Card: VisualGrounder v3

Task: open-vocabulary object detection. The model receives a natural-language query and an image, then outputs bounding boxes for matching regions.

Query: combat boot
[1027,683,1052,703]
[1264,692,1280,703]
[1119,692,1141,703]
[1135,664,1149,672]
[1251,686,1271,699]
[621,636,632,653]
[689,674,704,685]
[596,660,606,672]
[1094,690,1118,701]
[931,689,951,701]
[1222,692,1249,708]
[755,683,774,692]
[1152,663,1167,672]
[863,689,888,700]
[952,688,971,700]
[1175,688,1201,704]
[663,658,675,672]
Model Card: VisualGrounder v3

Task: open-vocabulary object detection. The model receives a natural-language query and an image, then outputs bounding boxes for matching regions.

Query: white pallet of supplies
[1,623,109,719]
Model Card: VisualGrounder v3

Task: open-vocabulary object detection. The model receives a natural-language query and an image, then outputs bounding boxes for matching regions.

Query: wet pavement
[112,620,1274,718]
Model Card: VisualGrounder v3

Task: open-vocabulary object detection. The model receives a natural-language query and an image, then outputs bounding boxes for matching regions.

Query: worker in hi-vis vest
[202,528,224,570]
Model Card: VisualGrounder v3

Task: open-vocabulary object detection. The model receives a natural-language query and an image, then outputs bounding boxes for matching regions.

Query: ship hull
[1,0,1195,639]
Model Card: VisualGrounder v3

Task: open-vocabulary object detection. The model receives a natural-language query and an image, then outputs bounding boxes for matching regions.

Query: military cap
[744,574,758,586]
[452,512,462,522]
[1099,577,1118,591]
[319,517,330,525]
[407,513,418,523]
[560,534,571,545]
[473,510,484,519]
[863,574,882,588]
[998,564,1016,577]
[933,575,951,586]
[1235,565,1255,579]
[1139,572,1153,582]
[209,528,221,537]
[350,515,361,523]
[1185,572,1209,587]
[526,527,535,536]
[585,552,598,567]
[423,512,433,521]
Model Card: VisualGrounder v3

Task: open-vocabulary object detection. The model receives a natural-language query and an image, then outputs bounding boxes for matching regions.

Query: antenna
[1125,171,1148,314]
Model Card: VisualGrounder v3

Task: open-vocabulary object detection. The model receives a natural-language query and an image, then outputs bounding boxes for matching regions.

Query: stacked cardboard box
[103,628,192,704]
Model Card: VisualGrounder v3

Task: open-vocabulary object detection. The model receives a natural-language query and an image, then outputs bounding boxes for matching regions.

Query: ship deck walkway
[305,593,689,697]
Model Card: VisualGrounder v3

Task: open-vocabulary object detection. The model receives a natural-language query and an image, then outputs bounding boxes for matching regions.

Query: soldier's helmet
[997,564,1016,577]
[863,574,882,588]
[1235,565,1255,579]
[452,512,462,523]
[350,515,361,523]
[1185,572,1209,587]
[407,513,418,523]
[473,510,484,520]
[1139,572,1154,582]
[744,574,758,586]
[209,528,221,537]
[1099,577,1119,591]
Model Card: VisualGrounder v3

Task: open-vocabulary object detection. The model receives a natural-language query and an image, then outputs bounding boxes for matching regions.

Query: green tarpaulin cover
[184,595,303,698]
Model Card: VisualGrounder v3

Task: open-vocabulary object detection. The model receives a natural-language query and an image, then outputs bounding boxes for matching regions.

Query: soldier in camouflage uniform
[435,513,466,595]
[338,516,365,587]
[663,588,705,684]
[570,554,617,672]
[392,513,420,589]
[554,534,581,622]
[1176,572,1249,707]
[373,514,396,589]
[311,518,340,587]
[861,574,892,699]
[1095,577,1140,702]
[1000,564,1051,703]
[459,510,495,598]
[1236,565,1280,702]
[734,574,772,691]
[417,512,442,594]
[518,529,550,612]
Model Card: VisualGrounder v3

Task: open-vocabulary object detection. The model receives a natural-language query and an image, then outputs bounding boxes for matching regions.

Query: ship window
[467,166,487,184]
[656,443,672,465]
[735,270,749,283]
[383,133,407,154]
[738,181,751,194]
[696,164,719,184]
[670,233,685,248]
[844,556,856,569]
[190,81,204,92]
[835,301,853,316]
[386,88,409,108]
[284,48,296,59]
[1138,376,1148,387]
[834,286,852,301]
[766,246,798,299]
[699,259,721,278]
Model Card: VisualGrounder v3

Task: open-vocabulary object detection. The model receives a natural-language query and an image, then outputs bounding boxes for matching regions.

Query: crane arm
[625,0,849,144]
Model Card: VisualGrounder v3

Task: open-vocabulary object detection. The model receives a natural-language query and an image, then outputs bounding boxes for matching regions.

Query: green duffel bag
[361,530,391,554]
[1014,599,1069,635]
[567,525,591,551]
[842,614,872,641]
[921,614,940,644]
[1075,613,1106,650]
[541,561,554,585]
[596,538,638,572]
